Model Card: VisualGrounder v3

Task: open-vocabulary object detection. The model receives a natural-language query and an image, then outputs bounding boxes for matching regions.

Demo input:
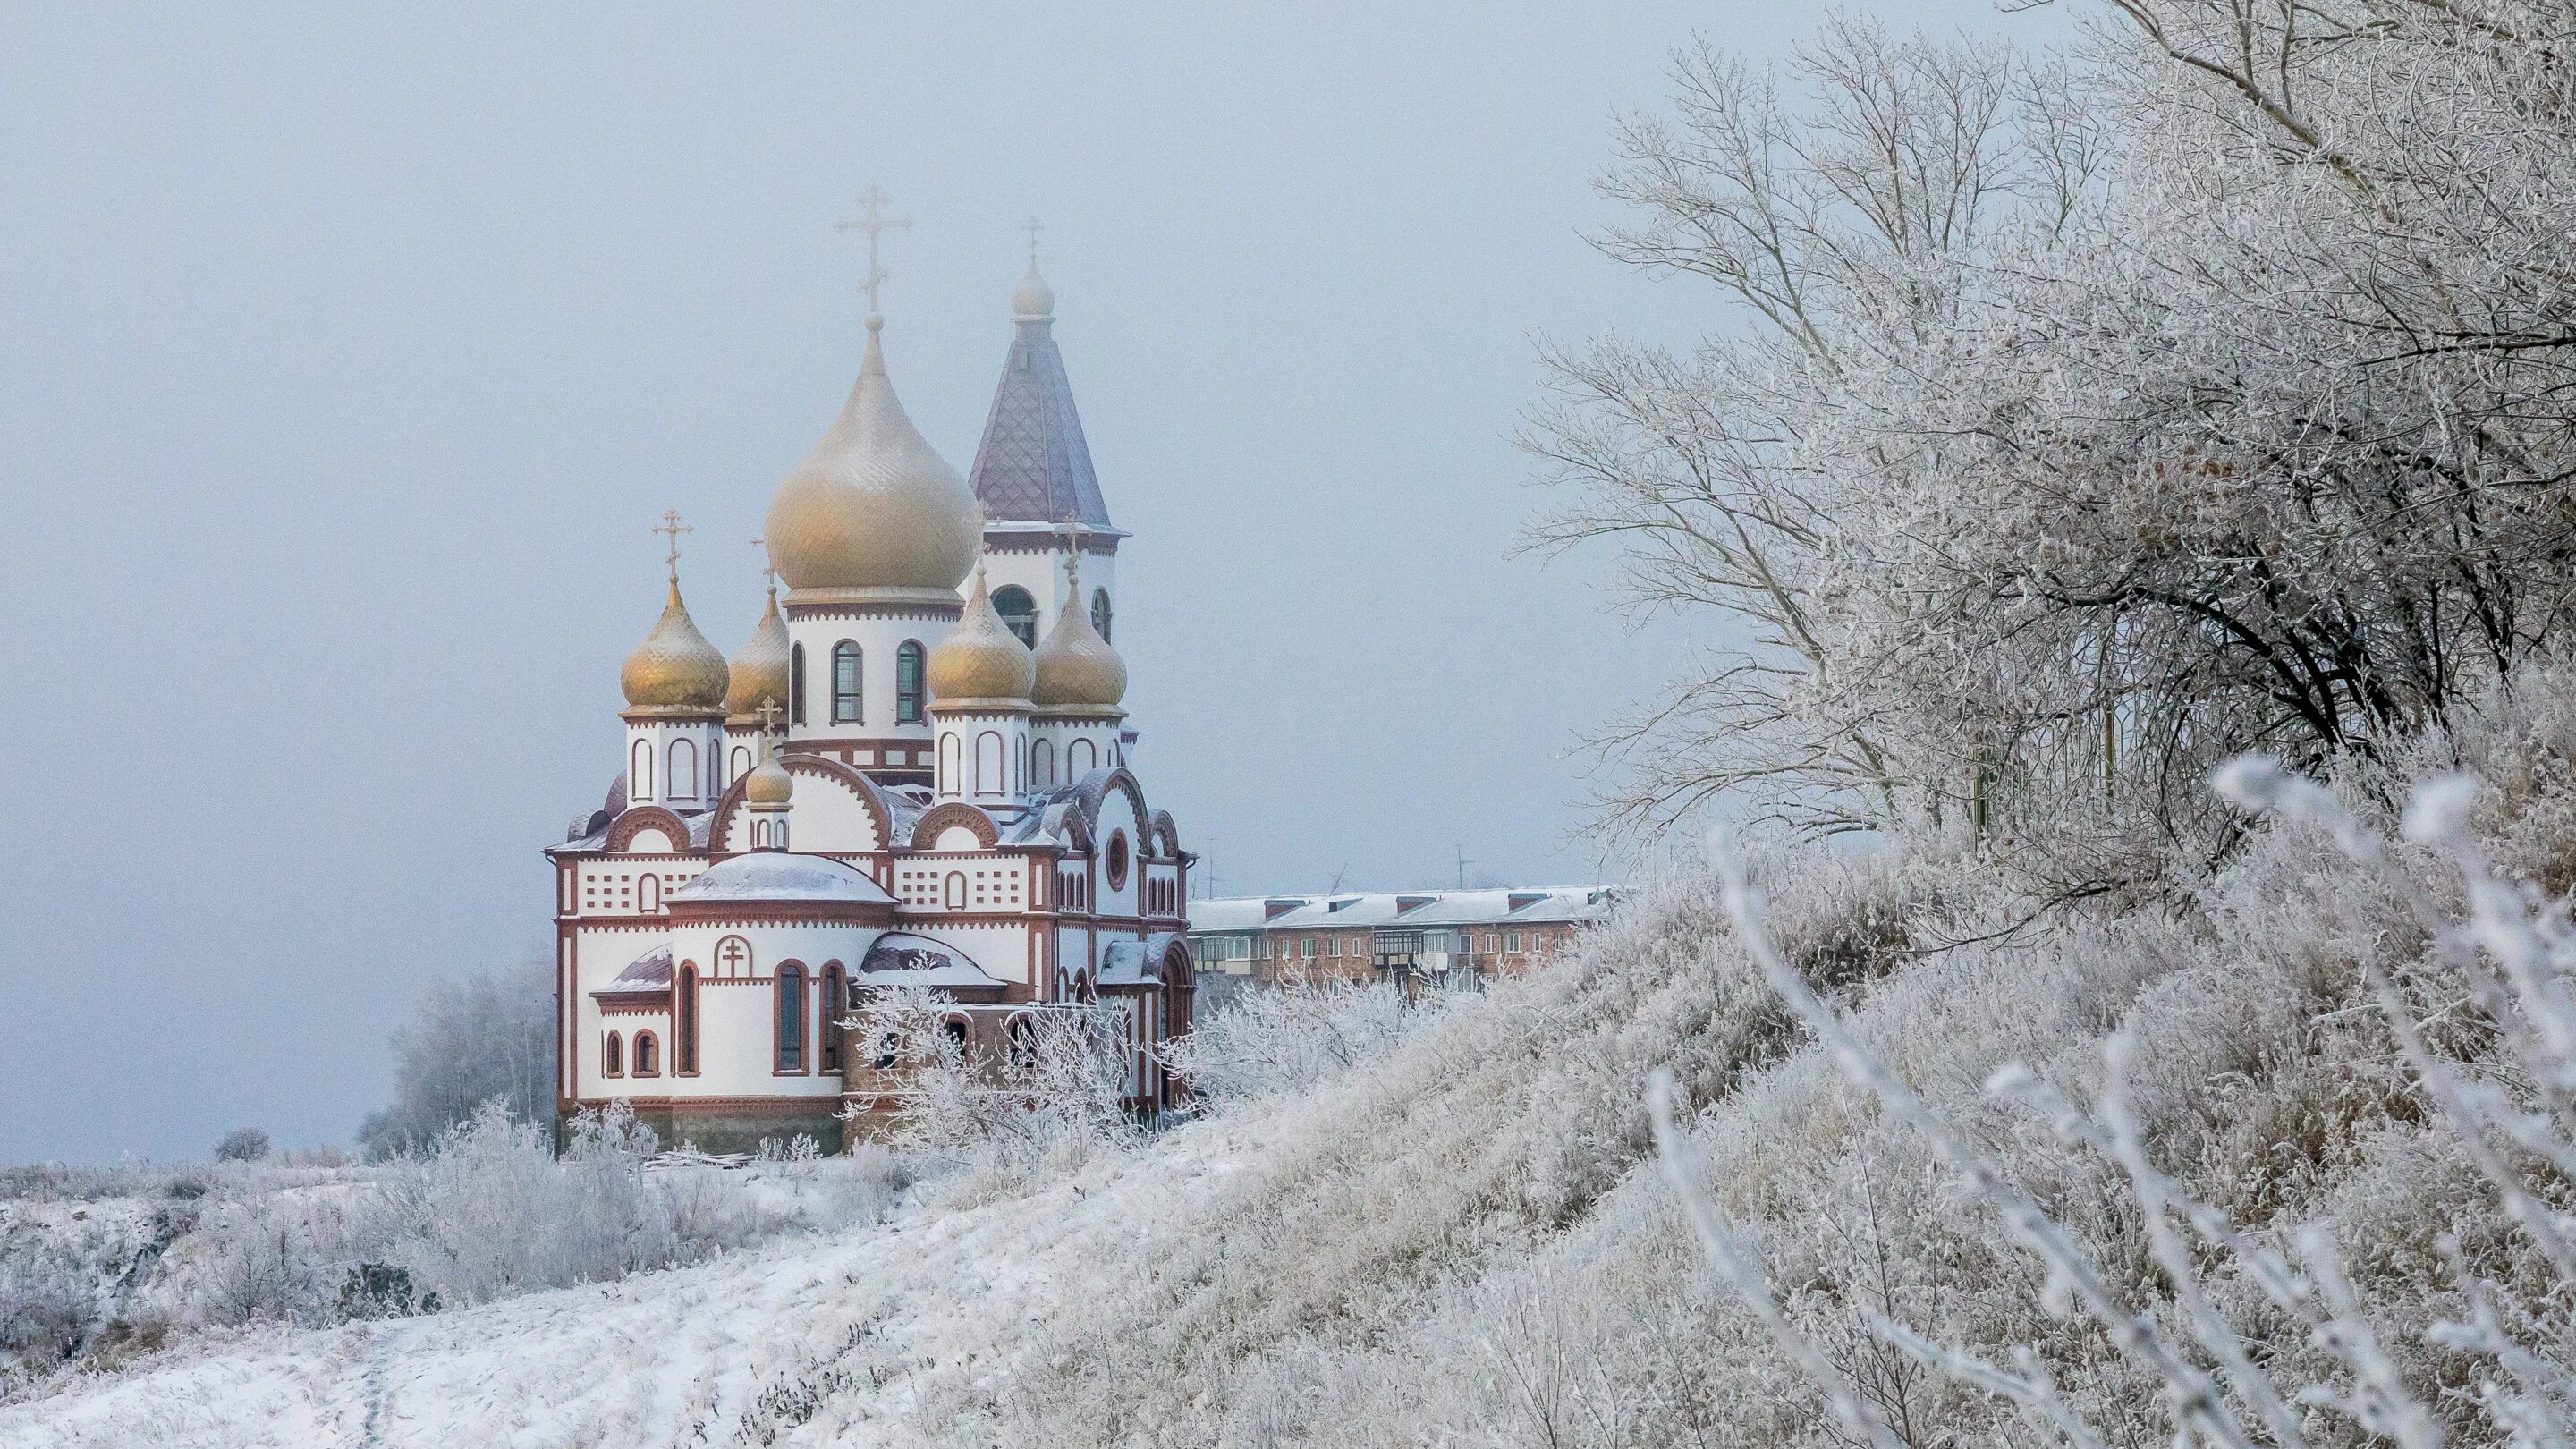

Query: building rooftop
[1186,886,1618,933]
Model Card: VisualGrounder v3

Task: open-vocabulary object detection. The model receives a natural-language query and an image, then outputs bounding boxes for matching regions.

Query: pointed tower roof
[967,262,1116,530]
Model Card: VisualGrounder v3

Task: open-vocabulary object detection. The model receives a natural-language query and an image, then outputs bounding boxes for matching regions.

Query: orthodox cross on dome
[835,183,911,324]
[1059,513,1087,587]
[1023,214,1043,264]
[750,537,775,591]
[754,697,782,734]
[652,509,692,583]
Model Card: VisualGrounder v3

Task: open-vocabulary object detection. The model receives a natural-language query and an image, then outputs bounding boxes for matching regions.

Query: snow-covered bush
[847,990,1133,1175]
[1158,973,1428,1108]
[358,960,554,1158]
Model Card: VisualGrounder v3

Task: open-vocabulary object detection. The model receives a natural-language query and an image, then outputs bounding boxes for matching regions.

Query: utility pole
[1453,843,1473,891]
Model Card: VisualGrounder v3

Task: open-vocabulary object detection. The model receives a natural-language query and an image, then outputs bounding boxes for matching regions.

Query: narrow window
[942,1019,970,1058]
[776,963,806,1072]
[1033,737,1055,789]
[639,875,659,912]
[604,1031,623,1077]
[832,641,861,724]
[992,586,1038,648]
[820,966,846,1072]
[790,643,807,726]
[676,967,699,1073]
[630,739,654,801]
[1089,587,1112,643]
[975,732,1003,794]
[634,1031,659,1076]
[945,871,966,910]
[939,733,961,793]
[667,737,698,801]
[896,640,926,724]
[729,745,751,786]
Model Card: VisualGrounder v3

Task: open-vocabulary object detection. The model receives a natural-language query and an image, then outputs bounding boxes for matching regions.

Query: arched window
[1033,737,1055,789]
[1070,737,1097,775]
[604,1031,623,1077]
[938,733,961,792]
[776,963,806,1072]
[975,731,1004,794]
[992,586,1038,648]
[832,640,861,724]
[1090,587,1112,643]
[638,875,660,912]
[634,1031,659,1076]
[945,871,966,910]
[675,967,699,1074]
[790,643,808,726]
[896,640,926,724]
[666,738,698,801]
[729,745,751,786]
[819,966,846,1072]
[630,739,654,801]
[941,1018,970,1058]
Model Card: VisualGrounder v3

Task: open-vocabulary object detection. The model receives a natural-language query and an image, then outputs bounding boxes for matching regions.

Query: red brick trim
[911,801,1001,852]
[606,807,693,854]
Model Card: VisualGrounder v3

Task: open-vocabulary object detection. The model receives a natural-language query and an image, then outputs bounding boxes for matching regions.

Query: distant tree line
[358,958,554,1158]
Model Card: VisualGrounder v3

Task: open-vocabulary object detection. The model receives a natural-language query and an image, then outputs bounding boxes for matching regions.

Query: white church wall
[981,546,1117,645]
[783,613,945,746]
[783,772,882,853]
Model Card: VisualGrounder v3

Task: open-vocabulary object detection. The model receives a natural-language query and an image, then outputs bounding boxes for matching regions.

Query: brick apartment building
[1185,886,1616,992]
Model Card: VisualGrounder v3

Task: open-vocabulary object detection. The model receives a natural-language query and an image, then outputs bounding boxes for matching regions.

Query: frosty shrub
[848,989,1132,1170]
[1158,973,1426,1109]
[210,1129,269,1164]
[356,959,554,1159]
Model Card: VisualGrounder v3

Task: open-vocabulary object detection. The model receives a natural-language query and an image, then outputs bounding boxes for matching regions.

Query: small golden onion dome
[724,586,792,720]
[763,320,980,593]
[1032,583,1126,708]
[927,566,1036,704]
[1012,260,1055,322]
[621,580,730,712]
[745,742,794,805]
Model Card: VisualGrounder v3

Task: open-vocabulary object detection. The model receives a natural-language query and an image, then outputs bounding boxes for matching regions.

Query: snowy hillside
[6,674,2573,1445]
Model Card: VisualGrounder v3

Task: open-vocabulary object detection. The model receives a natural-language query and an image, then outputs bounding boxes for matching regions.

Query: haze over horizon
[0,1,2050,1160]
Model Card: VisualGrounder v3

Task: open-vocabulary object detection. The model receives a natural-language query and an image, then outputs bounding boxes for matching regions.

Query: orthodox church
[547,242,1196,1153]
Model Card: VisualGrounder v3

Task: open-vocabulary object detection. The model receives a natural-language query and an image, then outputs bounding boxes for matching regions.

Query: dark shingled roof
[966,314,1114,530]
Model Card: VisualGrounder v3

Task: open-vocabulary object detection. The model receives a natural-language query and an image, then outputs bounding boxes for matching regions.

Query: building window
[1506,931,1522,953]
[1090,587,1112,643]
[675,968,699,1074]
[832,641,861,724]
[630,739,653,801]
[790,643,807,726]
[975,731,1003,794]
[897,640,926,723]
[942,1018,969,1058]
[776,963,806,1072]
[634,1031,660,1076]
[945,871,966,910]
[639,875,659,912]
[820,966,846,1072]
[603,1031,623,1077]
[992,586,1038,648]
[1106,832,1129,890]
[1301,938,1317,960]
[729,745,751,785]
[1326,937,1340,957]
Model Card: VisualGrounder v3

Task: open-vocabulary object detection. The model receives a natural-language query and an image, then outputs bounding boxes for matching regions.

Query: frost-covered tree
[210,1129,269,1163]
[845,989,1131,1164]
[356,957,553,1158]
[1530,7,2576,877]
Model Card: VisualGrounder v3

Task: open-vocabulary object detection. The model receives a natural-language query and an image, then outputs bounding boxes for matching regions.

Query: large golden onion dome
[621,580,730,714]
[724,584,792,722]
[1032,572,1126,710]
[764,319,980,594]
[926,565,1036,704]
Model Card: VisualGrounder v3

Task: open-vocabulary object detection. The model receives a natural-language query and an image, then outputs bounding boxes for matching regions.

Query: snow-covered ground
[0,1122,1252,1447]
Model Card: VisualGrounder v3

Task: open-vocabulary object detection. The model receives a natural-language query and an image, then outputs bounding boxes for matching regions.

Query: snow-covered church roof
[666,852,895,905]
[858,932,1007,989]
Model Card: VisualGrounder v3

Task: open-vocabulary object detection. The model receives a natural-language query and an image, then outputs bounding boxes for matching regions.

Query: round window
[1106,831,1130,891]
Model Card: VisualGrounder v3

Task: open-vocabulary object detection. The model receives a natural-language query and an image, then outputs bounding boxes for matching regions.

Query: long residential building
[1186,886,1617,988]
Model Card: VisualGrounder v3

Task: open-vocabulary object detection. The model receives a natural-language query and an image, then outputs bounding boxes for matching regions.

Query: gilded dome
[1033,580,1126,709]
[744,741,795,805]
[764,321,980,593]
[621,580,730,713]
[926,566,1036,704]
[724,585,792,721]
[1012,260,1055,321]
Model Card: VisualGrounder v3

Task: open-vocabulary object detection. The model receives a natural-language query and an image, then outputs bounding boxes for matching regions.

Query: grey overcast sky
[0,1,2059,1160]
